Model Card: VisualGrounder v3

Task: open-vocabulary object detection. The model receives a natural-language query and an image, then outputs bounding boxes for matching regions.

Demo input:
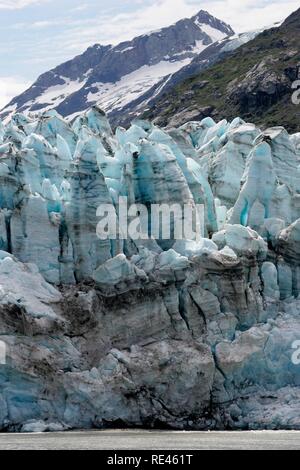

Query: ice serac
[208,123,260,207]
[0,109,299,432]
[0,251,62,332]
[11,193,61,284]
[229,142,276,226]
[63,131,113,282]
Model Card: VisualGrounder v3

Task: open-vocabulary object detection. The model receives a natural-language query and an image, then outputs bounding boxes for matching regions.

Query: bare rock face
[227,59,291,115]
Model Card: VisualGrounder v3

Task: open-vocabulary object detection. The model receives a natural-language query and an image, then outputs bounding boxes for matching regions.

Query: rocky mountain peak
[0,10,234,124]
[143,7,300,133]
[192,9,235,37]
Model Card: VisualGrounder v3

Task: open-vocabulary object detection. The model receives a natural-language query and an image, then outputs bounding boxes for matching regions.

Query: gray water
[0,430,299,450]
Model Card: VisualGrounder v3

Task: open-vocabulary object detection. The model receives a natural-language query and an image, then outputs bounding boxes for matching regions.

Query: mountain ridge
[0,10,234,123]
[143,8,300,132]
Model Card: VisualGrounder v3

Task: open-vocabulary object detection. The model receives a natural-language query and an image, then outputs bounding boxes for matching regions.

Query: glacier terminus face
[0,105,299,432]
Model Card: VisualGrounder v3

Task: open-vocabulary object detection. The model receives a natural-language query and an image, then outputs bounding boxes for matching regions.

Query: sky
[0,0,299,109]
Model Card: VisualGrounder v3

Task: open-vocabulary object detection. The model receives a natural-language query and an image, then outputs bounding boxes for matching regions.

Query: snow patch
[197,23,228,42]
[23,77,86,114]
[87,59,191,113]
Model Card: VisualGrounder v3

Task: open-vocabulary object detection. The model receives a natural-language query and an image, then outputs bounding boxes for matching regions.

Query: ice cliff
[0,107,299,431]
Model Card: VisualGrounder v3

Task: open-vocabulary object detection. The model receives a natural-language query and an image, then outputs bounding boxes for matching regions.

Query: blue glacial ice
[0,107,299,431]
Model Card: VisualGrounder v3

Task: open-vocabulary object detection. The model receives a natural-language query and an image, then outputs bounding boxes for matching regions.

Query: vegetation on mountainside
[144,8,300,133]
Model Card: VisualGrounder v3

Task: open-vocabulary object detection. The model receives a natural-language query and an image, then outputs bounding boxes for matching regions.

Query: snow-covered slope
[84,60,193,118]
[0,10,234,124]
[139,21,284,128]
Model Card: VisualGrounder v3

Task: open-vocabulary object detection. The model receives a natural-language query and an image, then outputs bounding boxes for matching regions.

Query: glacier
[0,106,299,431]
